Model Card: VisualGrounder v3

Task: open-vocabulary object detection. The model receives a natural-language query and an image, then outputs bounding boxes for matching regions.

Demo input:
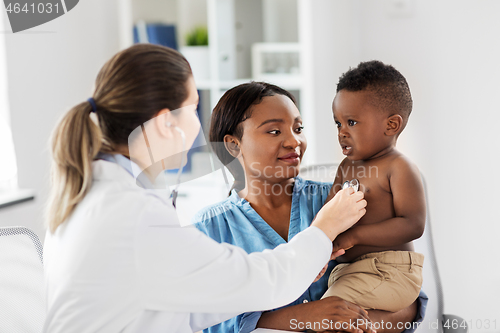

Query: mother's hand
[312,188,367,241]
[257,297,375,333]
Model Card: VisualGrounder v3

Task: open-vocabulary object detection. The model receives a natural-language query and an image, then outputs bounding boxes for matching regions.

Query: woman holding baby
[194,81,427,333]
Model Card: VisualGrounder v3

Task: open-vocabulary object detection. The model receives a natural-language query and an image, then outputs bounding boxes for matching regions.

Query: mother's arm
[256,297,374,333]
[256,297,417,333]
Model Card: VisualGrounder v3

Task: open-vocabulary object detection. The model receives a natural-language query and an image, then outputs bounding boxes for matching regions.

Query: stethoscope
[342,178,360,192]
[137,120,187,208]
[165,121,186,208]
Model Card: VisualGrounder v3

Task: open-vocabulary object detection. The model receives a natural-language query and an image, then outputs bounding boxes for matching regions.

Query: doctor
[43,44,368,333]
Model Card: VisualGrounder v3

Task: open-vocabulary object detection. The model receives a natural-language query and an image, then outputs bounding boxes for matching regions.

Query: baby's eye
[335,121,341,128]
[268,130,281,135]
[295,126,304,133]
[348,120,357,126]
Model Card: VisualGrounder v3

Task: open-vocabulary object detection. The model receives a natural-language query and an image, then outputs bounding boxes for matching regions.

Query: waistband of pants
[353,251,424,267]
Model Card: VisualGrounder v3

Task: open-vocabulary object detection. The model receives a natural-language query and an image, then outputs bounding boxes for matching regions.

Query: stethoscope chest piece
[171,189,178,208]
[342,178,360,192]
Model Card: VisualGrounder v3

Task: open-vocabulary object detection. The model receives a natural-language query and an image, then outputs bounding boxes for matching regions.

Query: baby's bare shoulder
[389,152,419,170]
[387,152,422,182]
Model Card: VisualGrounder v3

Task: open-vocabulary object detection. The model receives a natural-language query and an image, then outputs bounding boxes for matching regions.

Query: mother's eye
[268,130,281,135]
[295,126,304,133]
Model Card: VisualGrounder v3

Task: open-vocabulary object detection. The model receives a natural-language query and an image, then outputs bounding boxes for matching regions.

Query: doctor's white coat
[43,159,332,332]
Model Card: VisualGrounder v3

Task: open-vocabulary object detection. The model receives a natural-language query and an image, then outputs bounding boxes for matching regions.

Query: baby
[321,61,426,312]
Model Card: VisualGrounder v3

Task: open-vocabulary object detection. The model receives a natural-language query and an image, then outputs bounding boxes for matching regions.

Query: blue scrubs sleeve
[239,311,263,333]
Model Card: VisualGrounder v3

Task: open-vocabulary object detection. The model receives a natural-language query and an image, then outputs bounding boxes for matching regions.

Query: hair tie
[87,97,97,113]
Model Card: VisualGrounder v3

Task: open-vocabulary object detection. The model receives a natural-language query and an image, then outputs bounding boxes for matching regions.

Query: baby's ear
[223,135,241,158]
[385,114,403,136]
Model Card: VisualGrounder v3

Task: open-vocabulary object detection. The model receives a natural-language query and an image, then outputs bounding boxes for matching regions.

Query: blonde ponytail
[46,102,103,233]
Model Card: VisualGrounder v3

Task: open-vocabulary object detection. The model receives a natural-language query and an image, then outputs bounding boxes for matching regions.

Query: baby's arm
[334,157,425,251]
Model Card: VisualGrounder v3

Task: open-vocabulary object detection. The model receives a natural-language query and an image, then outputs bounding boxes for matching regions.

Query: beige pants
[322,251,424,312]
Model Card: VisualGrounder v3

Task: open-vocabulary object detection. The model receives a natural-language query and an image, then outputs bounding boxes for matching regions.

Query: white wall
[0,10,17,188]
[0,0,122,242]
[308,0,500,329]
[309,0,362,164]
[0,12,9,124]
[131,0,177,25]
[262,0,298,43]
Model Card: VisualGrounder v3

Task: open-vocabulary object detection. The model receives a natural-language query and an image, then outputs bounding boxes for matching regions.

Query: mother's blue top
[193,177,427,333]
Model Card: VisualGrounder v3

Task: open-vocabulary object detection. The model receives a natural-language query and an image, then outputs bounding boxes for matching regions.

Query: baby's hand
[332,231,356,254]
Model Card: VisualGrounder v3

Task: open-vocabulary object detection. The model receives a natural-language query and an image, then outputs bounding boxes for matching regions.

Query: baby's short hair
[337,60,412,125]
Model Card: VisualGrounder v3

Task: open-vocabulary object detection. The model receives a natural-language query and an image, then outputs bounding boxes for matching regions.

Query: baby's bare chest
[340,164,394,224]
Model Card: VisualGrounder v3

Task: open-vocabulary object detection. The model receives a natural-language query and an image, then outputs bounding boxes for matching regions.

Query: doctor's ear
[385,114,403,136]
[155,109,175,137]
[223,135,241,158]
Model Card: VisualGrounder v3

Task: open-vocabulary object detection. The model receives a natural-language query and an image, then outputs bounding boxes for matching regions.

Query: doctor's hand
[313,263,329,283]
[331,248,346,260]
[312,188,366,242]
[314,248,346,283]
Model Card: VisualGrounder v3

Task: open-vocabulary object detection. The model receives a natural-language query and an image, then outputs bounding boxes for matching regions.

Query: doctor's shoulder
[86,160,177,226]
